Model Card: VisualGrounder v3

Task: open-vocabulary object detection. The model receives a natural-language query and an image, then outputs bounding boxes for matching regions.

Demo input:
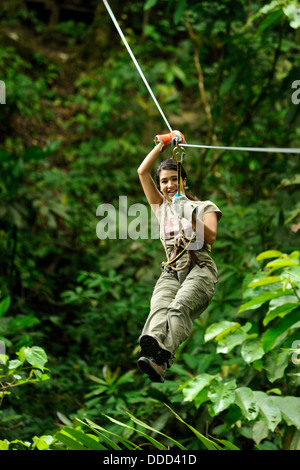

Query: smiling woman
[136,131,222,383]
[159,170,180,200]
[154,158,198,202]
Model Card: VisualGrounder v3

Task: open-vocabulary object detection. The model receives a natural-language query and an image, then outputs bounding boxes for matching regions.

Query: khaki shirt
[154,197,222,275]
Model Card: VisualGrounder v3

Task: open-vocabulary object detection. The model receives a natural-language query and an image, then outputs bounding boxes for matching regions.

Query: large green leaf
[238,289,295,313]
[248,276,282,288]
[0,440,10,450]
[241,339,265,363]
[261,308,300,352]
[252,392,281,432]
[0,296,11,318]
[144,0,158,9]
[204,321,237,342]
[252,420,268,445]
[263,302,299,326]
[256,250,283,261]
[272,396,300,428]
[173,0,187,25]
[180,373,216,402]
[32,435,54,450]
[264,350,290,383]
[280,266,300,287]
[208,379,236,416]
[216,323,252,354]
[263,8,285,32]
[194,387,210,409]
[235,387,259,421]
[22,346,48,371]
[265,259,299,270]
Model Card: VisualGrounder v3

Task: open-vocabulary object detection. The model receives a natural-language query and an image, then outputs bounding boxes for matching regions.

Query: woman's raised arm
[137,142,164,207]
[138,131,185,208]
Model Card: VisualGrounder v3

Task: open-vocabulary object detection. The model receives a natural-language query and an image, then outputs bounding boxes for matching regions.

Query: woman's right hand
[154,130,185,152]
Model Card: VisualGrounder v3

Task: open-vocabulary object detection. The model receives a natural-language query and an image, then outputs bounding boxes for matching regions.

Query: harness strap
[162,245,208,278]
[163,245,216,280]
[189,251,206,268]
[160,143,197,273]
[190,252,218,284]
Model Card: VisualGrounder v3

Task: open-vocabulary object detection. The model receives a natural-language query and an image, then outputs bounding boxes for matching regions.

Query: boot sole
[137,357,164,383]
[139,335,171,365]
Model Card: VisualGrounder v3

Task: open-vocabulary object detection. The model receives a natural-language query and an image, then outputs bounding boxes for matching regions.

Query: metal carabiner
[172,143,186,195]
[172,144,185,163]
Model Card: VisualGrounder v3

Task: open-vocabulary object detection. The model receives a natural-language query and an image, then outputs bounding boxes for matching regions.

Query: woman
[137,130,222,383]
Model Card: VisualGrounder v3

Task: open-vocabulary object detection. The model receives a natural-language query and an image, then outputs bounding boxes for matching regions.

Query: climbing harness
[160,141,199,274]
[102,0,300,155]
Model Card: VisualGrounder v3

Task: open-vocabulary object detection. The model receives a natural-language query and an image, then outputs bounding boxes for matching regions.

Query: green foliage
[53,407,239,450]
[0,345,49,387]
[0,405,239,450]
[246,0,300,30]
[179,249,300,448]
[0,343,49,410]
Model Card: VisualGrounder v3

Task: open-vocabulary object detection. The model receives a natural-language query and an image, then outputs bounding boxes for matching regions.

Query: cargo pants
[141,260,217,367]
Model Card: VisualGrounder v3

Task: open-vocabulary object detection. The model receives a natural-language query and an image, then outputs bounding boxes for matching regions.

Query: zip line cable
[102,0,172,132]
[102,0,300,155]
[183,143,300,154]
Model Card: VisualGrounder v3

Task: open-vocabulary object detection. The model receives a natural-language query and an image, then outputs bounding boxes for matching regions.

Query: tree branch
[184,13,218,182]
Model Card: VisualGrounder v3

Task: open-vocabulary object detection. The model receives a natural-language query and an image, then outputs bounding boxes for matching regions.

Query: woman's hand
[154,130,185,152]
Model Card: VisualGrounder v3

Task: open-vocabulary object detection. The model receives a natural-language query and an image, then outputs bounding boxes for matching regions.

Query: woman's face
[159,170,186,201]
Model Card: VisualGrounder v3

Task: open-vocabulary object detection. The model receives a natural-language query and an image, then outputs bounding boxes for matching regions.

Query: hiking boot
[137,357,166,383]
[139,335,171,365]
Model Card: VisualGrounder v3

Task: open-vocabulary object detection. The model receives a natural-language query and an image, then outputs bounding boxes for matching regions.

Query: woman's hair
[154,159,198,201]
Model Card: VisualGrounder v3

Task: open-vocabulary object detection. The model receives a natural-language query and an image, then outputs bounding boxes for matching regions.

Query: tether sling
[163,241,209,280]
[160,143,197,274]
[160,142,206,278]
